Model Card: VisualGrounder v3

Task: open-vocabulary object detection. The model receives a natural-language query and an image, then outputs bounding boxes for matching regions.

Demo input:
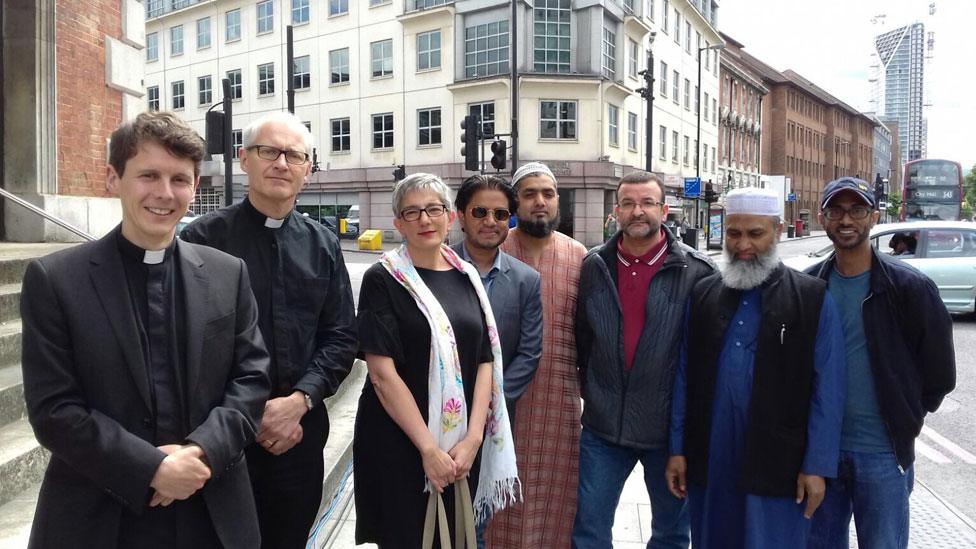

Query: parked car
[345,205,360,236]
[175,213,198,236]
[784,221,976,314]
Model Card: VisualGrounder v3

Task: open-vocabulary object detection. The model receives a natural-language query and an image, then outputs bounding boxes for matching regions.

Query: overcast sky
[719,0,975,172]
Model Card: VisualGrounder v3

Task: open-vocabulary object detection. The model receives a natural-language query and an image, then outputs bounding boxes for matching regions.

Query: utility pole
[286,25,295,114]
[636,33,657,173]
[222,78,233,206]
[696,42,725,228]
[509,0,519,175]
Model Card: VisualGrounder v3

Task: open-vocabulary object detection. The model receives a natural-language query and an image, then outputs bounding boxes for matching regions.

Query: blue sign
[788,193,797,201]
[684,177,701,198]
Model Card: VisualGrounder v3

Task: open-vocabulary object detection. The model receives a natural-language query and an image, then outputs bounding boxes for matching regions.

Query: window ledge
[330,81,351,88]
[416,67,442,74]
[417,144,442,150]
[371,147,395,152]
[330,150,351,156]
[226,37,242,44]
[371,74,394,81]
[538,138,579,143]
[257,29,273,37]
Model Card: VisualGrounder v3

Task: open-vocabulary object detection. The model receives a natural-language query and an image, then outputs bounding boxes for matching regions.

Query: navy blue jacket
[806,247,956,469]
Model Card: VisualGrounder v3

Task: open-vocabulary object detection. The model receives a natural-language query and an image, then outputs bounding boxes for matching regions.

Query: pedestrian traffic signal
[703,182,718,203]
[490,139,507,171]
[393,164,406,181]
[460,114,480,172]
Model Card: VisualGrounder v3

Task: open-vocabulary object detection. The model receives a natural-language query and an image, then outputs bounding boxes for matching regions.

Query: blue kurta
[670,287,845,549]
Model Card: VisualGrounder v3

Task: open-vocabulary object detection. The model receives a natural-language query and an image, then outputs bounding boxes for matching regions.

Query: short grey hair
[391,173,454,216]
[242,111,314,153]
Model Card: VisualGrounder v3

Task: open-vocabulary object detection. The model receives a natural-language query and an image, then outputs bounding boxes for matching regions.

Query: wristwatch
[302,391,314,411]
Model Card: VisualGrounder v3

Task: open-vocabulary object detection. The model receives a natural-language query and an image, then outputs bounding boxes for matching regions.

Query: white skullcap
[725,187,780,216]
[512,162,556,190]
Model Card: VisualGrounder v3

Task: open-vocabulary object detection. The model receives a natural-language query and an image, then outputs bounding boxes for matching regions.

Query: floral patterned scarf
[380,244,520,522]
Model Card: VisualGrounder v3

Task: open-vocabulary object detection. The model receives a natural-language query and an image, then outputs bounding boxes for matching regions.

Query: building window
[371,39,393,78]
[703,92,709,121]
[694,138,699,167]
[608,104,619,147]
[540,100,576,140]
[170,25,183,56]
[198,75,212,105]
[627,112,638,150]
[648,0,656,20]
[683,135,690,165]
[673,9,680,44]
[684,21,691,53]
[464,20,509,78]
[671,130,678,163]
[684,78,690,110]
[533,0,571,73]
[662,0,670,33]
[172,81,184,110]
[659,125,667,160]
[331,118,350,152]
[628,39,639,78]
[258,63,275,96]
[293,55,310,89]
[660,61,668,96]
[601,27,616,79]
[197,17,211,49]
[704,41,711,70]
[232,129,243,158]
[372,113,394,149]
[418,108,442,146]
[292,0,309,24]
[330,48,350,84]
[227,69,242,99]
[470,102,495,138]
[256,1,274,35]
[226,9,241,42]
[370,0,389,5]
[701,142,706,171]
[695,85,699,114]
[147,33,158,62]
[330,0,348,15]
[672,70,679,103]
[147,86,159,111]
[712,98,717,125]
[417,30,441,71]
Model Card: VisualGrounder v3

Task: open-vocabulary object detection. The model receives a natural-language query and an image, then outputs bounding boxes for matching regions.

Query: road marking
[916,438,952,464]
[921,426,976,465]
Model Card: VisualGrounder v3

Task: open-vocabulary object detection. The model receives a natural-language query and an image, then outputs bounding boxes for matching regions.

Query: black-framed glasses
[399,204,448,222]
[247,145,310,165]
[618,200,665,211]
[470,207,511,221]
[823,205,872,221]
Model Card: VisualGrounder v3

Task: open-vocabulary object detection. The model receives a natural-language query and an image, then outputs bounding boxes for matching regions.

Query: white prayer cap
[724,187,780,216]
[512,162,556,190]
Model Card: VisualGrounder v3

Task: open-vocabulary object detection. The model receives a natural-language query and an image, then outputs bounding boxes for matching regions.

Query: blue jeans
[571,428,690,549]
[808,450,914,549]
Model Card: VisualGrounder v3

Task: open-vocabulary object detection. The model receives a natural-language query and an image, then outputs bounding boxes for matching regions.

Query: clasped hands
[255,392,308,456]
[149,443,210,507]
[422,436,482,493]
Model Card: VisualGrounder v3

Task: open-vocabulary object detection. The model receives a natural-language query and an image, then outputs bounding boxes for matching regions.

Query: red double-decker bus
[901,159,965,221]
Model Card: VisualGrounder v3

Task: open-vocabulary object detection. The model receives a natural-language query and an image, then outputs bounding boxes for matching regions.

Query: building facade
[867,113,892,184]
[872,22,926,162]
[2,0,144,241]
[144,0,723,246]
[715,33,766,194]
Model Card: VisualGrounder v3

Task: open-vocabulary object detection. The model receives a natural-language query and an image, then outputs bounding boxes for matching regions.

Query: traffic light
[873,174,885,204]
[460,114,480,172]
[393,164,406,181]
[703,181,718,202]
[490,139,507,171]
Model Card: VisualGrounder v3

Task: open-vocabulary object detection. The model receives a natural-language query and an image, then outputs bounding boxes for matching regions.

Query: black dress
[354,263,492,548]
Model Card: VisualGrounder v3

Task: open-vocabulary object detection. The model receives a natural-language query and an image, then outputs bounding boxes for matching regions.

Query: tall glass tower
[873,22,926,162]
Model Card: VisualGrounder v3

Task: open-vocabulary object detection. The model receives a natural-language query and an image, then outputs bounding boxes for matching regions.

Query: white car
[783,221,976,314]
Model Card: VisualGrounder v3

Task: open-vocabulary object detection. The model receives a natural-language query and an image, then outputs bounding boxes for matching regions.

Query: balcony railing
[404,0,453,13]
[147,0,205,20]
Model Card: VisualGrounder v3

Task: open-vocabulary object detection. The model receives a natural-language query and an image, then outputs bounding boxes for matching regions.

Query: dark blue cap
[821,177,875,210]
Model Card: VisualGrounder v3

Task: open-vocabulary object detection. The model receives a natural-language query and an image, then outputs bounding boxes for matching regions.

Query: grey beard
[518,211,561,238]
[720,244,780,290]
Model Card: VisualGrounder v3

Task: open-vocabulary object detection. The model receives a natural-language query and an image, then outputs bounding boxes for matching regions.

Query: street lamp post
[696,42,725,228]
[636,33,657,173]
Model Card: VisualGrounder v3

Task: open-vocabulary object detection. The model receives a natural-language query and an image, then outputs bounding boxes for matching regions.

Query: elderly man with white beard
[664,187,846,548]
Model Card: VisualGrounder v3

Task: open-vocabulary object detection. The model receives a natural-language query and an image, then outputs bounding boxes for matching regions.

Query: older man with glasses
[573,171,714,548]
[181,111,357,548]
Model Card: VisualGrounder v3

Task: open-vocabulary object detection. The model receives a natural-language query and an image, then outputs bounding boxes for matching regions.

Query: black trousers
[246,405,329,549]
[118,494,221,548]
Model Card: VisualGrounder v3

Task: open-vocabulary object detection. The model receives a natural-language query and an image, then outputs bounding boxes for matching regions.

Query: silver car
[783,221,976,314]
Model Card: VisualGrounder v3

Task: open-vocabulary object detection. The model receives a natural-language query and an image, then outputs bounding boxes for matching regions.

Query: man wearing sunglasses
[806,177,955,548]
[181,112,357,548]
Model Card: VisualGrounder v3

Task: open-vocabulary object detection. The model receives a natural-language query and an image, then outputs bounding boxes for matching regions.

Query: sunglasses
[470,207,512,221]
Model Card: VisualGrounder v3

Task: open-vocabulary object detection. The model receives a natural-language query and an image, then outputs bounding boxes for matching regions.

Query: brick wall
[55,0,123,197]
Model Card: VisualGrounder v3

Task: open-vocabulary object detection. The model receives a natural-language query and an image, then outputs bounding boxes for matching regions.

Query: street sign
[684,177,701,198]
[787,193,796,201]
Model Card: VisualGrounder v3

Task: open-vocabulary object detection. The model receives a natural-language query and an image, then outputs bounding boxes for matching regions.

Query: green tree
[886,191,902,219]
[964,164,976,220]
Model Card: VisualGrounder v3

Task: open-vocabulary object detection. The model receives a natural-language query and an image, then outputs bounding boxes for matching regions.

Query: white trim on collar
[264,217,285,229]
[143,249,166,265]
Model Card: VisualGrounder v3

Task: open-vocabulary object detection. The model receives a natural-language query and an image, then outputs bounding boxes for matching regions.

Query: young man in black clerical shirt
[181,111,358,549]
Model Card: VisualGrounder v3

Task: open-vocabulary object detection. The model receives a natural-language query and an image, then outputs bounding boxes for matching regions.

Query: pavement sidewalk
[322,462,976,548]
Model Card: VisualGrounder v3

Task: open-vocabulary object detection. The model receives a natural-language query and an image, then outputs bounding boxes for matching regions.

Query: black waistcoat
[684,264,826,497]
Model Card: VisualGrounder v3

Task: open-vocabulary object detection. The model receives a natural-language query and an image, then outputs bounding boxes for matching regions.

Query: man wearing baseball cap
[806,177,956,548]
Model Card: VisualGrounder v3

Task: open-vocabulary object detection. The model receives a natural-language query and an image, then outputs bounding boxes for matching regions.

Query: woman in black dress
[353,174,517,547]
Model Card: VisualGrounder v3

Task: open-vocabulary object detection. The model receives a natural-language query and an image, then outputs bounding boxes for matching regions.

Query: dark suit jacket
[451,243,543,410]
[20,228,271,549]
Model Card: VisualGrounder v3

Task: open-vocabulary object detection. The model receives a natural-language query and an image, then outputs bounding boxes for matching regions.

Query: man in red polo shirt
[573,171,715,548]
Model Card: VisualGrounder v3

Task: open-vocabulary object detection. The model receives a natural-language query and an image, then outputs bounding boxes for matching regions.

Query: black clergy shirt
[180,197,357,404]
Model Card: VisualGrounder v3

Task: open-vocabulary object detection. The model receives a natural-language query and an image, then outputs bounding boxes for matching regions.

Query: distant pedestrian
[806,178,956,549]
[573,171,713,548]
[666,187,846,548]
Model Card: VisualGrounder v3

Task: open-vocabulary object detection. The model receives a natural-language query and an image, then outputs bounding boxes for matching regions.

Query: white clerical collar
[264,217,285,229]
[143,249,166,265]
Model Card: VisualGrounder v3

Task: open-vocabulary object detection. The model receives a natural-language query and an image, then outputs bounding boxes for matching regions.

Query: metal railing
[0,188,96,241]
[146,0,205,20]
[404,0,453,13]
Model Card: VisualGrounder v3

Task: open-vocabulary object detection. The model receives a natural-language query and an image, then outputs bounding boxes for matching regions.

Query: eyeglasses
[618,200,665,211]
[399,204,448,222]
[823,205,872,220]
[470,207,511,221]
[247,145,310,165]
